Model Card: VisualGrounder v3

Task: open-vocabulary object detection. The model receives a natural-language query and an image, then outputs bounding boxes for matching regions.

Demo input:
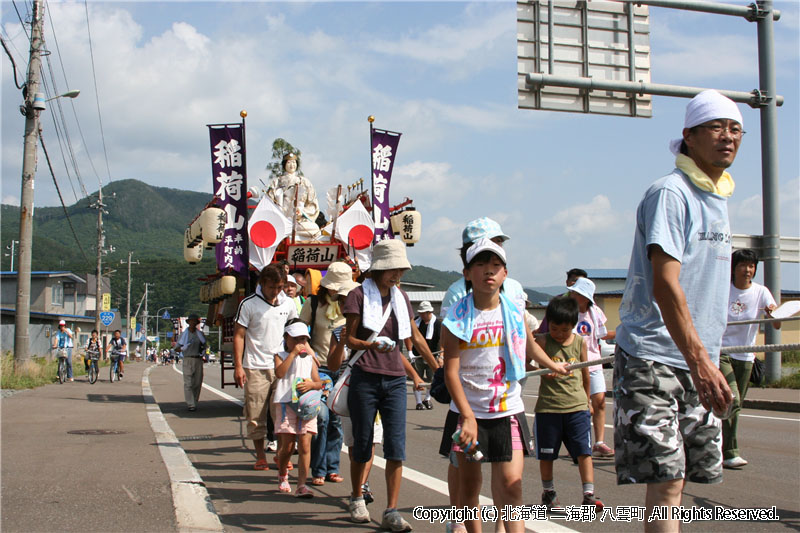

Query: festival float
[183,112,422,387]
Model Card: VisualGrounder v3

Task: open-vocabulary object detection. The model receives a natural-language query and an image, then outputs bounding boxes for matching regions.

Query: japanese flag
[248,197,292,272]
[335,200,374,271]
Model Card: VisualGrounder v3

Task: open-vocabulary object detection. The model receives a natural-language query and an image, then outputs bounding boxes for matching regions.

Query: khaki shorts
[613,348,722,485]
[243,368,275,441]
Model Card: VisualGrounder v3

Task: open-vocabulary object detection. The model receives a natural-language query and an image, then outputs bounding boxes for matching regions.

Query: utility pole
[121,252,139,344]
[91,189,105,336]
[143,282,151,359]
[14,0,45,367]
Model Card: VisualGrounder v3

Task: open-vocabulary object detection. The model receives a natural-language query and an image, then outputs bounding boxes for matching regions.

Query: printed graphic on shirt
[576,320,593,337]
[459,317,509,413]
[696,218,731,251]
[544,343,579,381]
[729,298,746,317]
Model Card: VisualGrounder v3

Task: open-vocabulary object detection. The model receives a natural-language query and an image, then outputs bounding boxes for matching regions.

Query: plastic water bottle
[452,430,483,461]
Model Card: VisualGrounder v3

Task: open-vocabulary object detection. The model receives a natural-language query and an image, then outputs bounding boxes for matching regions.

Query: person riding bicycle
[52,320,74,382]
[85,329,101,373]
[110,330,127,378]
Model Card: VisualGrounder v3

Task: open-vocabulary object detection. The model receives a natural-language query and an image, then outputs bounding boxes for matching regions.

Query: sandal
[311,477,325,486]
[295,485,313,499]
[253,459,269,471]
[278,475,291,493]
[325,473,344,483]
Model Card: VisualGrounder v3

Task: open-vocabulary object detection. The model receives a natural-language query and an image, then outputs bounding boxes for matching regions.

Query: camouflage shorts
[613,348,722,485]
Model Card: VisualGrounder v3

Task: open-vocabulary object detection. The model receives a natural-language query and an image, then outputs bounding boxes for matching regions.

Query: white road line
[142,365,224,533]
[174,364,576,533]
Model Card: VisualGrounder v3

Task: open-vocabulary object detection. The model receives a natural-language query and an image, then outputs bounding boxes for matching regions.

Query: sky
[2,1,798,290]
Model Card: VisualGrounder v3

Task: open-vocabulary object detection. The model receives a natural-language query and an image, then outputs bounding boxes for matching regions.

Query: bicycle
[87,349,100,384]
[109,349,124,382]
[54,347,68,384]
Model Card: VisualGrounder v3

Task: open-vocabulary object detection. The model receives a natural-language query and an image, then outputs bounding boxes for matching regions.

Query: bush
[767,371,800,389]
[1,352,88,389]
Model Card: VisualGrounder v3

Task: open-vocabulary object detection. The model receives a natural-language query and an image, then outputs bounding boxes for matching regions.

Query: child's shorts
[342,414,382,447]
[533,410,592,461]
[273,402,317,436]
[589,368,606,396]
[450,413,532,462]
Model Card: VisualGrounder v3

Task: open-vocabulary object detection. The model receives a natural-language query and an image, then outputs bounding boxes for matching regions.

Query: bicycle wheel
[89,361,97,384]
[109,361,115,383]
[58,358,66,384]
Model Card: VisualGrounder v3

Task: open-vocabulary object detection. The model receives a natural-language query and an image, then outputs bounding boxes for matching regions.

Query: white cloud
[547,195,629,245]
[728,177,800,236]
[2,195,20,205]
[391,160,470,210]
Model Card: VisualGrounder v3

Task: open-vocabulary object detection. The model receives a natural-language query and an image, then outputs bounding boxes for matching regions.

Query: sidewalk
[741,386,800,412]
[1,362,177,532]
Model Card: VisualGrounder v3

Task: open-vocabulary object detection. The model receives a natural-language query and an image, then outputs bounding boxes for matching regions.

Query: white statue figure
[266,153,322,241]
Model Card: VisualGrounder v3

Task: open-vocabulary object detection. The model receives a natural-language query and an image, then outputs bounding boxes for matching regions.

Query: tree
[266,138,303,180]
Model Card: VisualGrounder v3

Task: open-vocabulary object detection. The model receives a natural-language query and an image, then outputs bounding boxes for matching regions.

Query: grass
[1,352,108,390]
[766,371,800,389]
[781,350,800,367]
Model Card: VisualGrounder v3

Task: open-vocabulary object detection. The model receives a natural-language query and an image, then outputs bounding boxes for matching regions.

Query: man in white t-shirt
[234,264,298,470]
[720,249,780,468]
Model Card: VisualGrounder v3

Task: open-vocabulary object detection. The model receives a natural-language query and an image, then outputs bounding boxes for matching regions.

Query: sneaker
[381,509,412,532]
[294,485,313,499]
[423,400,433,410]
[542,490,561,509]
[349,496,370,523]
[723,456,748,468]
[68,378,74,382]
[582,492,604,510]
[278,475,291,493]
[362,482,374,505]
[592,442,615,458]
[446,522,467,533]
[267,440,278,452]
[415,403,424,410]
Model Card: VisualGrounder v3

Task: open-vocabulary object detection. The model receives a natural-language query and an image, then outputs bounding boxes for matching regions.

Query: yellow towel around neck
[675,153,735,198]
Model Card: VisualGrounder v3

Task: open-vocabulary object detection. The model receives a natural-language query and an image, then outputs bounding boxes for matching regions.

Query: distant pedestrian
[410,300,440,410]
[720,249,780,468]
[175,313,207,412]
[233,264,298,471]
[52,320,74,381]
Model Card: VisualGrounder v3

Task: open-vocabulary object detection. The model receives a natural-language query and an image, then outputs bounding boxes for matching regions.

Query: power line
[38,72,80,202]
[38,132,90,263]
[83,0,111,186]
[0,35,25,89]
[10,0,31,41]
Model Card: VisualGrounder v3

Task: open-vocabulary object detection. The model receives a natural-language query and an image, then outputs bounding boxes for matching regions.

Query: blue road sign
[162,310,171,319]
[99,311,115,327]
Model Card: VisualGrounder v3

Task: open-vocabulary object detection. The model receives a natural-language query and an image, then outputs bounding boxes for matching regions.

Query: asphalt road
[148,362,800,533]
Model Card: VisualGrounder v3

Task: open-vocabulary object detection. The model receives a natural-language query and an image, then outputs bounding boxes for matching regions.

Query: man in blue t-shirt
[614,90,737,531]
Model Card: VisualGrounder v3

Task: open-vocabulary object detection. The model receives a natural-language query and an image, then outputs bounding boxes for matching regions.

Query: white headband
[669,90,743,155]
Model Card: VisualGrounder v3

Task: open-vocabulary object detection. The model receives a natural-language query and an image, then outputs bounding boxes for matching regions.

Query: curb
[742,399,800,413]
[142,365,225,533]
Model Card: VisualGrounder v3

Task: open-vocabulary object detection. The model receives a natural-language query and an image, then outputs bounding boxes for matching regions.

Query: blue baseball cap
[461,217,509,245]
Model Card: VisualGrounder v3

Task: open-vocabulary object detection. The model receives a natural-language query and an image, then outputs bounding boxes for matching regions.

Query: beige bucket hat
[370,239,411,271]
[320,262,354,292]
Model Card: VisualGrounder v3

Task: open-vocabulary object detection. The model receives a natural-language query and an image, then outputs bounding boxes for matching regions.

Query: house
[0,271,118,357]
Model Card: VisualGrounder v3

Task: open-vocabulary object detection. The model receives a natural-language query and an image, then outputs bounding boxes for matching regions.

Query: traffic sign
[100,311,115,327]
[162,310,171,319]
[102,293,111,311]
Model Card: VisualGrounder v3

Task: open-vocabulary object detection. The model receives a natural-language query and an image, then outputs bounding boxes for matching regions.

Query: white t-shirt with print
[448,306,524,419]
[721,282,777,362]
[576,306,607,363]
[272,350,315,404]
[235,292,297,369]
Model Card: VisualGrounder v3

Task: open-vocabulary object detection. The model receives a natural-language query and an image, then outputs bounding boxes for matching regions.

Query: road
[147,361,800,532]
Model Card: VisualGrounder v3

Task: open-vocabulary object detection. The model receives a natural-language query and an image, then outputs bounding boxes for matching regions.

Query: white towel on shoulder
[415,316,436,340]
[362,278,411,339]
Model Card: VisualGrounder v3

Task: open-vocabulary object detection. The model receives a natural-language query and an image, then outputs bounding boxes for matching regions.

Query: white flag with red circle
[335,200,374,271]
[248,197,292,272]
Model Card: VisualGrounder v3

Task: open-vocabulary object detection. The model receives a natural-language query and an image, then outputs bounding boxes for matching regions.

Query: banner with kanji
[371,128,401,243]
[209,124,248,276]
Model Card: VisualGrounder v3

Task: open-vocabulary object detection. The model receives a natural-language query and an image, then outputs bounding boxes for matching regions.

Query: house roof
[1,271,86,284]
[585,269,628,280]
[405,291,446,303]
[399,281,436,290]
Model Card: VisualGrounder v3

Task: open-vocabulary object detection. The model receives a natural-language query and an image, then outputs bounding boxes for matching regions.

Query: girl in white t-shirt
[719,249,780,468]
[442,239,568,533]
[273,319,323,498]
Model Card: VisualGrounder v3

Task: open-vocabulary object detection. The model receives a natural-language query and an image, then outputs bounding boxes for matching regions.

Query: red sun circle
[250,220,278,248]
[349,225,374,250]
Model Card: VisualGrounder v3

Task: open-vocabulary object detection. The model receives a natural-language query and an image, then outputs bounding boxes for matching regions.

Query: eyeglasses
[696,124,746,138]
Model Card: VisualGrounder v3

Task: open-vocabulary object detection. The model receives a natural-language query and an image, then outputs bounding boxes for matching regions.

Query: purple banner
[209,124,248,277]
[371,128,401,243]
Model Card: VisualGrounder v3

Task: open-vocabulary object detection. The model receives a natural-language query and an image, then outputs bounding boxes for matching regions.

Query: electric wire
[38,71,80,202]
[10,0,30,41]
[0,36,25,89]
[45,0,98,196]
[38,133,90,263]
[83,0,111,186]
